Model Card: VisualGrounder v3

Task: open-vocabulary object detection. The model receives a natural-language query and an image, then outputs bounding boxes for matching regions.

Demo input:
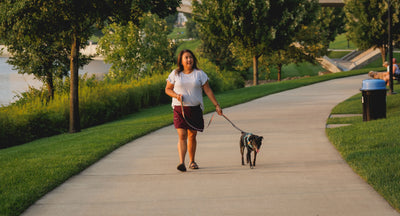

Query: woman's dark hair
[176,49,198,74]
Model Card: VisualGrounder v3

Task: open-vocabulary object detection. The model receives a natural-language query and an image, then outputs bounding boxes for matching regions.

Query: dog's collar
[243,133,254,150]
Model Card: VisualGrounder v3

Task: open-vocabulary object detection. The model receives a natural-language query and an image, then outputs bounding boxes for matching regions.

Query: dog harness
[243,133,254,150]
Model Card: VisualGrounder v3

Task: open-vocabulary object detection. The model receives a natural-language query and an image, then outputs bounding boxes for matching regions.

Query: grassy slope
[329,33,356,50]
[326,84,400,212]
[327,33,400,210]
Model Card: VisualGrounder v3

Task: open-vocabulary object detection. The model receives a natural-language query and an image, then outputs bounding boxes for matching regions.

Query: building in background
[176,12,188,27]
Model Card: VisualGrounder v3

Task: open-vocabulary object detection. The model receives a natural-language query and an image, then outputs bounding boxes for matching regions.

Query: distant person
[165,49,223,172]
[382,60,399,85]
[392,58,400,77]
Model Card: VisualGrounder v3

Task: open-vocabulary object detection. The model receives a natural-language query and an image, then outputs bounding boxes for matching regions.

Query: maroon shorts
[173,105,204,132]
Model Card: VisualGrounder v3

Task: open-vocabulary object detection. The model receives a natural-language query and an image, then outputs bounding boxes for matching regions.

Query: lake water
[0,57,111,106]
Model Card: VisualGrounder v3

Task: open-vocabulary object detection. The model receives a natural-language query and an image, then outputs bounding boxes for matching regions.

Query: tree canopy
[194,0,320,85]
[0,0,180,132]
[344,0,400,62]
[98,13,176,82]
[193,0,237,70]
[0,1,89,100]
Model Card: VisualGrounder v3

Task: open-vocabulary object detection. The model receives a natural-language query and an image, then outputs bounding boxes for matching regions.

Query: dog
[240,132,263,169]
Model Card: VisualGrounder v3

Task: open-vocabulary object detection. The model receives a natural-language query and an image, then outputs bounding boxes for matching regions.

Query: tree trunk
[253,55,258,86]
[69,32,81,133]
[45,72,54,101]
[379,46,387,64]
[277,63,282,81]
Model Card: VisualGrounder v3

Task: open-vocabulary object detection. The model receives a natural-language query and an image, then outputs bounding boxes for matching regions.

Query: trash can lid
[360,79,387,91]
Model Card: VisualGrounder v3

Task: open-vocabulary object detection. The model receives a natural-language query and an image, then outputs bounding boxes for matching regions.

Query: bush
[0,70,243,148]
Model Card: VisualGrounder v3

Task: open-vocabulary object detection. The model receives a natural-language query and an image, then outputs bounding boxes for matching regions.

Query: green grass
[167,27,188,40]
[268,62,324,80]
[0,67,376,216]
[327,33,400,69]
[329,33,356,50]
[327,51,352,59]
[175,39,201,56]
[0,105,173,216]
[330,93,364,115]
[326,84,400,212]
[364,53,400,69]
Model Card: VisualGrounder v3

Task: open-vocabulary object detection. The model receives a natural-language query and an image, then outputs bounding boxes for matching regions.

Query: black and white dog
[240,132,263,169]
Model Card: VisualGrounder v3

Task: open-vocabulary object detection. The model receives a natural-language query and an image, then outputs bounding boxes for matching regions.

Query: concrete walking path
[22,74,399,216]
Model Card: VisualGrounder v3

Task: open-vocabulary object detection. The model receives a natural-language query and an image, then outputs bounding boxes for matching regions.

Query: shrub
[0,70,242,148]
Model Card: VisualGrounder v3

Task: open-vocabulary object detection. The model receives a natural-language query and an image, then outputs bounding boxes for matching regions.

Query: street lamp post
[388,0,394,94]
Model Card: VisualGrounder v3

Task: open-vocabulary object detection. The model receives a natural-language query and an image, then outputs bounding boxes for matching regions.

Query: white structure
[176,12,188,27]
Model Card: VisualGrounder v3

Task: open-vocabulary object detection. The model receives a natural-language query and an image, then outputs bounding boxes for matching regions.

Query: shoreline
[0,45,104,60]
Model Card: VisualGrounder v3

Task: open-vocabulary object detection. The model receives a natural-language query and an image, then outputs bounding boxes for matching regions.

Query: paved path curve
[22,74,399,216]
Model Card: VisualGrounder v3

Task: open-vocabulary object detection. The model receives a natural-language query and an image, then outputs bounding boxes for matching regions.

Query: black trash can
[360,79,387,121]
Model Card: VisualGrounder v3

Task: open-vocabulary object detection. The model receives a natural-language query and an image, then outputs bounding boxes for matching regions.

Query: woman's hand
[176,94,183,102]
[203,81,222,115]
[215,104,223,116]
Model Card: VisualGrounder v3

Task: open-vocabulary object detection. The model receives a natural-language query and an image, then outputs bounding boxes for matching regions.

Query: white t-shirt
[167,69,209,110]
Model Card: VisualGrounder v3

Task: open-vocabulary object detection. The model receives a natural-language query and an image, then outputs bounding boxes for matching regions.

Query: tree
[165,13,178,34]
[194,0,320,85]
[185,15,199,39]
[231,0,272,85]
[317,7,346,49]
[0,2,89,101]
[6,39,71,101]
[0,0,180,133]
[265,0,320,82]
[344,0,400,63]
[268,5,346,81]
[193,0,237,71]
[2,32,91,101]
[98,13,176,81]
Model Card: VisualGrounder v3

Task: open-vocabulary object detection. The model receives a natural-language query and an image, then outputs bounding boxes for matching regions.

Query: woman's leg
[177,129,188,164]
[187,129,198,163]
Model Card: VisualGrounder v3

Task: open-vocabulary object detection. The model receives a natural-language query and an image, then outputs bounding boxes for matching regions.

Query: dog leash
[179,99,246,133]
[221,114,246,133]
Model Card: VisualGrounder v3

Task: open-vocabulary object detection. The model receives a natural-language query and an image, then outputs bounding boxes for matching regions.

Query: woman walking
[165,49,223,172]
